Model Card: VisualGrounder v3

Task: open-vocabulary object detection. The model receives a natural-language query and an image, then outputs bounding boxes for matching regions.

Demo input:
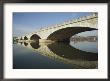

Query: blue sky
[13,12,97,37]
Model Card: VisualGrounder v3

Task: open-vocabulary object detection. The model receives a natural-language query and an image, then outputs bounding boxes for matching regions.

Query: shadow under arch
[30,34,41,42]
[30,42,40,49]
[47,42,98,61]
[47,27,97,42]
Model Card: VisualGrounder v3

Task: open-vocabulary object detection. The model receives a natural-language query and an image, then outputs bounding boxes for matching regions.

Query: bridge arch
[30,34,41,42]
[47,27,97,42]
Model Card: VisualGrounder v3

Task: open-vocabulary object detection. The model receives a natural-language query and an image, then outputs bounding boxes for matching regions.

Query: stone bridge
[17,13,98,43]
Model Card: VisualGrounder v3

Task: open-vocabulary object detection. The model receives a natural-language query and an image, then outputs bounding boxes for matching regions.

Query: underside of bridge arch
[24,36,28,40]
[47,27,97,42]
[30,34,41,42]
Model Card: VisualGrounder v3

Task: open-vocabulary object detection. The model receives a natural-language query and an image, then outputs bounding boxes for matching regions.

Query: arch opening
[24,36,28,40]
[30,34,41,42]
[47,27,97,42]
[70,30,98,42]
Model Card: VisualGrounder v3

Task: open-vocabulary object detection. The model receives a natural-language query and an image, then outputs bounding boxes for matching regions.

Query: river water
[13,38,98,69]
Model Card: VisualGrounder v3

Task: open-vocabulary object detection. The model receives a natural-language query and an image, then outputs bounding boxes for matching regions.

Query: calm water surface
[13,39,98,69]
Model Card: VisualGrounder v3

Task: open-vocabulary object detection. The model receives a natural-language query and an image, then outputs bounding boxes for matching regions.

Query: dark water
[13,39,98,69]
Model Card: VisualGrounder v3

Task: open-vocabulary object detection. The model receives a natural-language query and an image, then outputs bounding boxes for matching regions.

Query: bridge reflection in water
[15,40,98,69]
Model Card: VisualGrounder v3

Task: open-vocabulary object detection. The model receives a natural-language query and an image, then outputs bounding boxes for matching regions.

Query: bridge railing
[38,13,98,31]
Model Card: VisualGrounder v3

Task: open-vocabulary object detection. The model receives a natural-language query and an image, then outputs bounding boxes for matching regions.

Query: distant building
[70,35,98,42]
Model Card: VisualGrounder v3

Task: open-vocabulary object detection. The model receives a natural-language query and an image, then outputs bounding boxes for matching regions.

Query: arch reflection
[20,42,23,45]
[47,42,98,61]
[30,42,40,49]
[16,41,98,68]
[24,42,28,46]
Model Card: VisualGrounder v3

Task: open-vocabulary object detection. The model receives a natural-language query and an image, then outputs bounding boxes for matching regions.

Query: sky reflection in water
[13,40,98,69]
